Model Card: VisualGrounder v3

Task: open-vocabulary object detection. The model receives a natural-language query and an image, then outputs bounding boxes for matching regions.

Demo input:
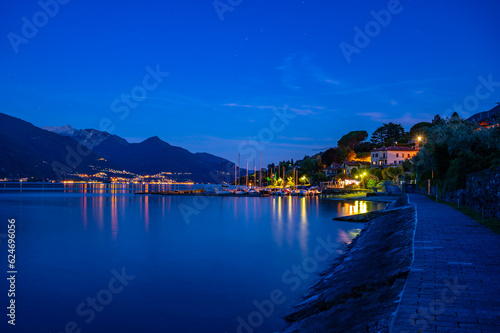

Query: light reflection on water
[0,184,385,333]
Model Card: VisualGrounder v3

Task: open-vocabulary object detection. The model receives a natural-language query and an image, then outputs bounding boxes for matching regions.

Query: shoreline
[280,195,416,332]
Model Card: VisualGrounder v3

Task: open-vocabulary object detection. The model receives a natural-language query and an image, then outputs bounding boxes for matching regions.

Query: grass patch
[426,195,500,234]
[331,193,369,199]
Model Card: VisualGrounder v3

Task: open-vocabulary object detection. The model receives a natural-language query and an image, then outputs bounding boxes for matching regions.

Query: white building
[371,146,418,166]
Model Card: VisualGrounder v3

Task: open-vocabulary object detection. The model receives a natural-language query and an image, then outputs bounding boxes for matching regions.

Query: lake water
[0,183,385,333]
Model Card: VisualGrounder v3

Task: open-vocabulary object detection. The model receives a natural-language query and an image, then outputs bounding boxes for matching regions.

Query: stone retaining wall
[281,196,416,332]
[466,167,500,219]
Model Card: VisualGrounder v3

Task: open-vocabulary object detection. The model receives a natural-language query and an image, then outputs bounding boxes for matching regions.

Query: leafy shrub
[360,174,379,189]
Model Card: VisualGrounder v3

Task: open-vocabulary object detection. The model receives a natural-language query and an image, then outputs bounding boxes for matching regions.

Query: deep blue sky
[1,0,499,165]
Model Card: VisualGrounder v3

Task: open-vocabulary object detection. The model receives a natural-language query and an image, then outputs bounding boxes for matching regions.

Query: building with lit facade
[371,146,418,166]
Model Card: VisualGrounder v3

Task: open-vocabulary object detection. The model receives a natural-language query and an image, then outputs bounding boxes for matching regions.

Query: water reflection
[80,195,87,229]
[299,197,309,256]
[92,196,104,230]
[3,188,386,333]
[275,196,283,247]
[349,200,368,214]
[266,196,377,258]
[348,228,362,240]
[111,194,118,240]
[144,196,149,233]
[0,182,232,195]
[52,186,384,247]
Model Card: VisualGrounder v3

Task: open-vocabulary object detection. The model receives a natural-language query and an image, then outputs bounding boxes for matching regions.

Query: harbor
[135,186,331,197]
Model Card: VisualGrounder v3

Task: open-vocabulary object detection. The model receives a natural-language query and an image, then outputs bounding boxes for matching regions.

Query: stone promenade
[392,194,500,332]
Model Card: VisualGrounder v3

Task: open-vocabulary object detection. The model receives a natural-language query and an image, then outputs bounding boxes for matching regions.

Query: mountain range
[0,113,240,183]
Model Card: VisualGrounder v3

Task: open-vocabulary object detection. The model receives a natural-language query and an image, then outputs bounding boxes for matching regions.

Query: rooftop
[342,160,371,166]
[372,146,417,152]
[324,162,342,170]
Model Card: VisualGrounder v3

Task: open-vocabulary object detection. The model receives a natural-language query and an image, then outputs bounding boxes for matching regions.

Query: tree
[313,172,327,183]
[401,160,412,172]
[338,147,356,161]
[450,112,461,121]
[360,174,379,189]
[412,116,500,191]
[382,166,404,183]
[300,157,318,175]
[337,130,368,148]
[320,148,341,166]
[368,168,383,180]
[354,142,375,153]
[431,114,445,126]
[370,122,406,146]
[409,122,432,138]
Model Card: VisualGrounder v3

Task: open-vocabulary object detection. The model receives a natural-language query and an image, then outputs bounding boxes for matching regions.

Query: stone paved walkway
[392,194,500,333]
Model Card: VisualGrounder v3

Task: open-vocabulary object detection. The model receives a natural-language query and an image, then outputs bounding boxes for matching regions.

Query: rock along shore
[280,195,417,333]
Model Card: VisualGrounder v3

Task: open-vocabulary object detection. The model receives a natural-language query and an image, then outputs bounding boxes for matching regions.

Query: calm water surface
[0,183,385,333]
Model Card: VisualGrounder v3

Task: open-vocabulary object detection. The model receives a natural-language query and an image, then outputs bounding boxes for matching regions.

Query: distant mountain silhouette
[0,113,115,179]
[39,122,241,183]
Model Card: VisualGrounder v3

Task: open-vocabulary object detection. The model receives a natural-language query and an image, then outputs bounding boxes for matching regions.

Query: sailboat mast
[294,167,296,189]
[272,165,274,187]
[253,159,256,187]
[283,165,285,187]
[259,152,262,188]
[246,161,249,187]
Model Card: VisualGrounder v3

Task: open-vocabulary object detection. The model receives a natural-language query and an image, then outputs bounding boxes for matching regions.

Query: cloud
[276,54,341,91]
[289,107,317,115]
[223,103,318,116]
[356,112,386,119]
[390,112,433,126]
[325,79,340,85]
[304,54,341,86]
[356,111,432,126]
[329,77,457,96]
[302,105,325,110]
[276,55,301,90]
[274,142,324,149]
[278,135,314,141]
[223,103,278,110]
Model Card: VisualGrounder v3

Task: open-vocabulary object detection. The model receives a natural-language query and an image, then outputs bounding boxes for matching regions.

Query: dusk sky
[1,0,499,165]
